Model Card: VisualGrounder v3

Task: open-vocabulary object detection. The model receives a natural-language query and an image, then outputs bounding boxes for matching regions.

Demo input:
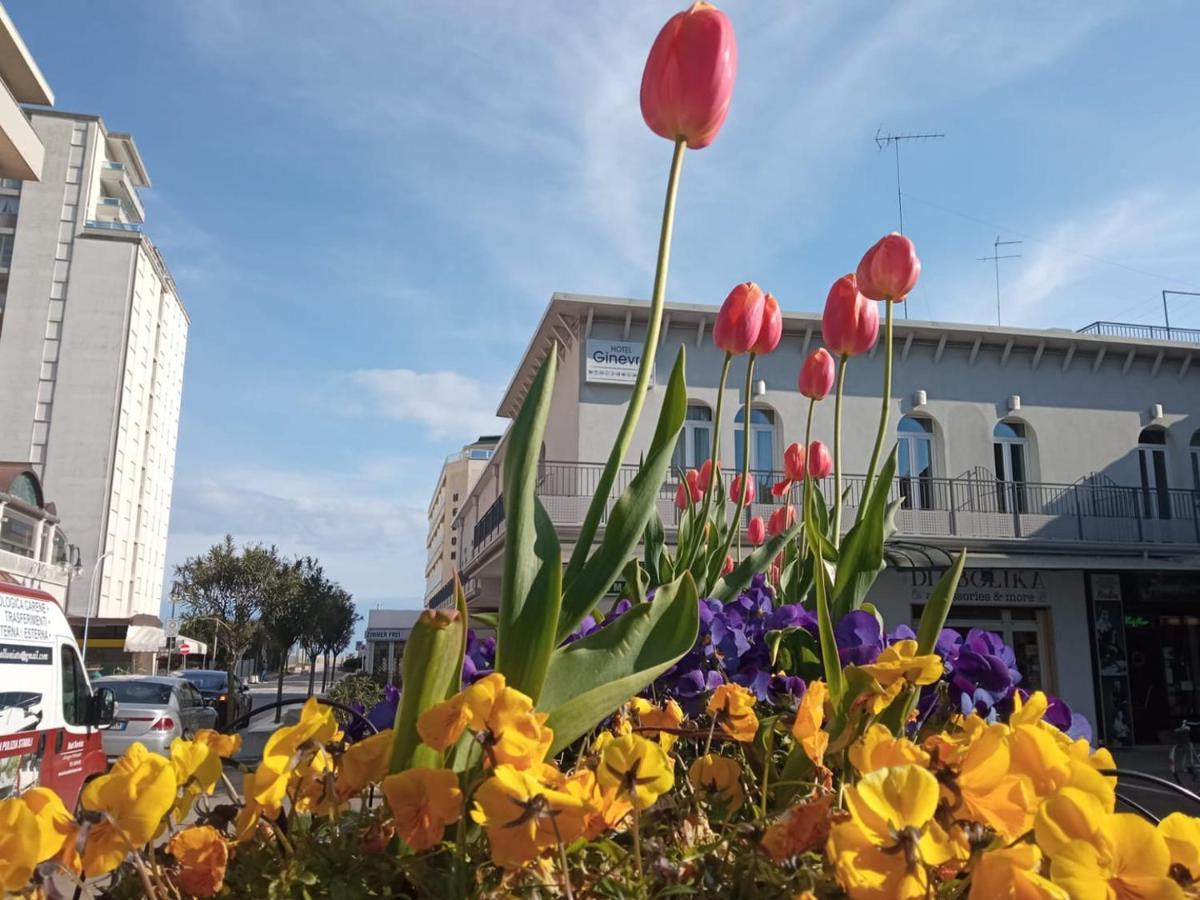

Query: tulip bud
[675,481,690,511]
[721,555,735,576]
[807,440,832,480]
[782,443,806,482]
[769,563,781,585]
[697,459,716,494]
[822,274,879,357]
[747,516,765,546]
[676,469,702,509]
[640,3,738,150]
[713,282,765,355]
[855,233,921,302]
[799,348,836,400]
[767,504,796,537]
[729,473,755,505]
[749,292,782,355]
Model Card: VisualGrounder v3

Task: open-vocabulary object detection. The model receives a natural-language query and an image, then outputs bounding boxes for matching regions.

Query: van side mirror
[88,687,116,728]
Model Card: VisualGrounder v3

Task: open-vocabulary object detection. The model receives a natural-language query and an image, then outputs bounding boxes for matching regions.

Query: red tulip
[749,292,782,355]
[769,563,781,584]
[697,458,716,494]
[767,504,797,537]
[747,516,765,546]
[807,440,833,480]
[729,473,755,505]
[822,274,879,357]
[675,469,701,509]
[713,282,765,355]
[799,348,836,400]
[771,442,806,496]
[855,233,921,302]
[721,555,735,576]
[640,3,738,150]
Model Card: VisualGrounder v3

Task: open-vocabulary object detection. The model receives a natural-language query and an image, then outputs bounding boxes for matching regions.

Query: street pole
[1162,291,1200,340]
[80,551,114,666]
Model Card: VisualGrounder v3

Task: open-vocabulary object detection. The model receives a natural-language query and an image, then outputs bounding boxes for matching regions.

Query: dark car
[177,669,252,725]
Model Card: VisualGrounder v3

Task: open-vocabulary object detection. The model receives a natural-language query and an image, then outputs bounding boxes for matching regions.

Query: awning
[124,624,165,653]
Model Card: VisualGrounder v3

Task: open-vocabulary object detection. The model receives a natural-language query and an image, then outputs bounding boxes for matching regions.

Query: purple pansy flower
[834,610,884,667]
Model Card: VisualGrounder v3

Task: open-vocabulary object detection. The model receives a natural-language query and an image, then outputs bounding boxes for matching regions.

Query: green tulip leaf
[710,521,801,602]
[831,447,897,619]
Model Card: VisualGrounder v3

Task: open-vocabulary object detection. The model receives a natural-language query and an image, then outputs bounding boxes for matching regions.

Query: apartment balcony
[86,196,143,236]
[463,461,1200,573]
[99,161,146,221]
[0,545,69,605]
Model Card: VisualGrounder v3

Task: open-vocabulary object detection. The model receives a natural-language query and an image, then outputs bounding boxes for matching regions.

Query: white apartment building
[0,110,188,671]
[454,292,1200,748]
[0,3,53,182]
[424,435,498,607]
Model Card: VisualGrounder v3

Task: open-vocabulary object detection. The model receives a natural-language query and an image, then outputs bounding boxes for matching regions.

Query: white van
[0,583,114,809]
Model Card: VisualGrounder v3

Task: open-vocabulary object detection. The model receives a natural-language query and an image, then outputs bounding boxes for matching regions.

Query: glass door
[897,416,934,510]
[734,408,776,498]
[993,421,1029,514]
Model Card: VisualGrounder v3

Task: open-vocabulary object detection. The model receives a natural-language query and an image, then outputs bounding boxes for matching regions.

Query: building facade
[454,293,1200,746]
[363,608,422,684]
[0,462,77,606]
[423,435,498,607]
[0,110,188,669]
[0,3,53,182]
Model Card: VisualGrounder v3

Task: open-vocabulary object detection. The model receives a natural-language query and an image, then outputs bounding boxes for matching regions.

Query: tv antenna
[875,128,944,319]
[978,236,1022,326]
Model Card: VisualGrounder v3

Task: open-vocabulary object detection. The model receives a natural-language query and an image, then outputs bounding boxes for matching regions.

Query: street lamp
[80,551,114,666]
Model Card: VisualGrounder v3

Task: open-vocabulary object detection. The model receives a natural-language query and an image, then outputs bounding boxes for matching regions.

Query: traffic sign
[164,618,180,637]
[178,644,191,656]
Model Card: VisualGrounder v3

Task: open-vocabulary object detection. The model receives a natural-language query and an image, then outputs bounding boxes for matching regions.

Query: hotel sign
[585,340,652,386]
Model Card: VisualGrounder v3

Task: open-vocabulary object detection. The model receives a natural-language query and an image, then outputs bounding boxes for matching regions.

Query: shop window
[60,644,90,726]
[672,403,713,474]
[993,420,1030,514]
[898,416,935,510]
[734,406,777,498]
[1191,430,1200,492]
[1137,427,1171,520]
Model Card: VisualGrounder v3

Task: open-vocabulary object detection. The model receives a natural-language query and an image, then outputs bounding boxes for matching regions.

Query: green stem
[631,803,646,898]
[800,398,815,561]
[564,138,687,591]
[833,355,848,545]
[687,352,733,570]
[861,301,895,515]
[714,354,756,576]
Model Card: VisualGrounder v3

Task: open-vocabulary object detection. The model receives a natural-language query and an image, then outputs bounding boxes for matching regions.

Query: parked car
[177,669,252,725]
[91,676,218,758]
[0,584,114,809]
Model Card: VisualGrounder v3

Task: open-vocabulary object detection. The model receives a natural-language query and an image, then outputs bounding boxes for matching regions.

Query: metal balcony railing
[464,461,1200,559]
[1077,321,1200,344]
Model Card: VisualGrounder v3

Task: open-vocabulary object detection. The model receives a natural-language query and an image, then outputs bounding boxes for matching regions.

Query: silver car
[93,676,218,758]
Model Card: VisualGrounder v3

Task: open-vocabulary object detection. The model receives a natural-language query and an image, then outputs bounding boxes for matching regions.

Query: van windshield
[100,682,173,705]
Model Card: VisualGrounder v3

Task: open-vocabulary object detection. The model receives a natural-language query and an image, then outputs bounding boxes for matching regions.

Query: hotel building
[424,435,499,608]
[452,292,1200,746]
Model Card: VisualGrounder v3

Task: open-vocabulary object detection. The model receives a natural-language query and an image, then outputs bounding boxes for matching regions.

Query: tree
[319,589,358,692]
[170,536,287,727]
[298,575,357,696]
[258,557,310,723]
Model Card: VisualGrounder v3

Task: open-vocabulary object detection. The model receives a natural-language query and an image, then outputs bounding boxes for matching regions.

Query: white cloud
[347,368,507,440]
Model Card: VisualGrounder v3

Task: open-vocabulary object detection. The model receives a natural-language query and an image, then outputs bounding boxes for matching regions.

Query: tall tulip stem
[716,353,756,571]
[689,351,733,569]
[861,301,895,514]
[832,355,848,545]
[800,398,814,560]
[564,138,687,589]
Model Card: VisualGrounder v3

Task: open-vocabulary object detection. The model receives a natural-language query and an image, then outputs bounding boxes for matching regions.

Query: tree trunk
[321,651,330,691]
[307,652,317,696]
[226,656,240,729]
[274,644,289,724]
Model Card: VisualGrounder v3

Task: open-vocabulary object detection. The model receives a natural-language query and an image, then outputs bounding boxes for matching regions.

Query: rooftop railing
[1077,321,1200,344]
[85,219,143,234]
[464,460,1200,561]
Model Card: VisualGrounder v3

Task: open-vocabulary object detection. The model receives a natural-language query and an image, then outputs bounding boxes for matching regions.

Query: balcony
[99,161,146,221]
[464,461,1200,566]
[1077,321,1200,345]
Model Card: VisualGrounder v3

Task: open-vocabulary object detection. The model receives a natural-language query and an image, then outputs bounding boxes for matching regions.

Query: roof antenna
[978,236,1022,326]
[875,128,945,320]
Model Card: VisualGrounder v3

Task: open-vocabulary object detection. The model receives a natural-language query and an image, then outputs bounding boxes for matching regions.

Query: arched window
[1191,430,1200,492]
[9,472,40,507]
[734,406,777,495]
[993,420,1030,514]
[1137,427,1170,520]
[671,404,712,473]
[897,416,935,510]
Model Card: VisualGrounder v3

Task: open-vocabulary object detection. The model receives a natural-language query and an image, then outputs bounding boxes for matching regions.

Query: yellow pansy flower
[1010,721,1115,810]
[563,768,632,839]
[81,742,178,875]
[381,767,463,852]
[939,721,1032,843]
[1158,812,1200,884]
[706,683,759,743]
[418,676,551,770]
[597,733,675,810]
[262,696,341,766]
[1049,812,1184,900]
[688,753,744,812]
[827,765,954,900]
[968,844,1067,899]
[762,793,832,862]
[792,680,829,767]
[193,729,242,758]
[0,798,41,893]
[170,736,222,820]
[634,698,685,751]
[417,693,473,751]
[21,787,77,873]
[858,639,943,687]
[849,723,930,774]
[470,764,590,868]
[336,728,393,799]
[166,825,229,898]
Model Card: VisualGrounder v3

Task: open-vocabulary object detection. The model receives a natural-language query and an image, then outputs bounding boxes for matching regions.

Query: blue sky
[12,1,1200,625]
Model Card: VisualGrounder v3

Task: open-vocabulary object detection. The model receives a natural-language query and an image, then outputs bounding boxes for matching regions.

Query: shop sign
[585,340,651,386]
[365,629,411,641]
[907,569,1049,606]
